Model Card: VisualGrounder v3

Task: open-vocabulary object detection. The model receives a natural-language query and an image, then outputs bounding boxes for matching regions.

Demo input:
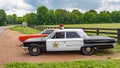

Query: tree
[24,13,37,25]
[12,14,17,24]
[47,10,56,24]
[16,17,24,24]
[70,10,83,24]
[6,14,17,25]
[97,11,112,23]
[89,10,97,14]
[111,11,120,23]
[83,10,97,23]
[55,9,70,24]
[37,6,48,25]
[0,9,6,26]
[6,15,13,24]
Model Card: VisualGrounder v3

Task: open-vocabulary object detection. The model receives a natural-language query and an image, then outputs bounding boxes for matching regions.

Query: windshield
[41,32,54,40]
[41,30,54,34]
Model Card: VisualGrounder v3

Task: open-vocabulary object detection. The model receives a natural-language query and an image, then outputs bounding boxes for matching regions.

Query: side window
[52,32,65,39]
[66,32,80,38]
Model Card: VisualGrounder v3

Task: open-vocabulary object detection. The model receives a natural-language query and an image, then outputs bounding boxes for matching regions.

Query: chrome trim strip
[84,43,115,46]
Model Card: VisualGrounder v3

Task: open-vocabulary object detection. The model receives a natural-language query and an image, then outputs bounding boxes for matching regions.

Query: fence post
[96,28,99,35]
[117,29,120,44]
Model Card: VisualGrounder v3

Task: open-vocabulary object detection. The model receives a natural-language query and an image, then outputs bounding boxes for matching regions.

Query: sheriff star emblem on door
[53,42,58,48]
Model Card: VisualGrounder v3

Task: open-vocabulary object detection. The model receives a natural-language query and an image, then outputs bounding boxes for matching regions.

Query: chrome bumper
[22,47,28,52]
[113,43,116,48]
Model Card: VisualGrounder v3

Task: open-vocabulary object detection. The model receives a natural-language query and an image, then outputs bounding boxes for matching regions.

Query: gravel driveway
[0,30,119,67]
[0,26,14,35]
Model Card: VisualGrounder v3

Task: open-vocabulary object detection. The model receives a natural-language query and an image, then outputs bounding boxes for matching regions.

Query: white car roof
[54,29,83,32]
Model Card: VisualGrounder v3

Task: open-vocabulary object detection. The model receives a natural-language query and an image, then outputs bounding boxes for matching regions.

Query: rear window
[66,32,80,38]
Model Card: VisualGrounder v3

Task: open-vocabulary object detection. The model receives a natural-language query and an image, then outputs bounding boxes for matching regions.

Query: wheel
[81,46,94,55]
[29,45,41,56]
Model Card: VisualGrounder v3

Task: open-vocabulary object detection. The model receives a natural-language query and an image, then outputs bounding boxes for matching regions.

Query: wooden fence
[35,26,120,44]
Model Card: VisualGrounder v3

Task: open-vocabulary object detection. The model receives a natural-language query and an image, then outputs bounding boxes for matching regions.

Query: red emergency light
[59,24,64,29]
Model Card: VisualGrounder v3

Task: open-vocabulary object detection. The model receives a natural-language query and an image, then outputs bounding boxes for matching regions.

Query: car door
[64,32,84,51]
[46,32,66,51]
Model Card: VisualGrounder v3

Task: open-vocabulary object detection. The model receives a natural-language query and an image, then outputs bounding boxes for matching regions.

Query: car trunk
[84,36,115,44]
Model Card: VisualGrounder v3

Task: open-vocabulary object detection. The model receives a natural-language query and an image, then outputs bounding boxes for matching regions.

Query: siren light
[59,24,64,29]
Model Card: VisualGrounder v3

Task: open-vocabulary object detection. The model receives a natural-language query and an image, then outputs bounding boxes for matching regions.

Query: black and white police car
[22,28,115,56]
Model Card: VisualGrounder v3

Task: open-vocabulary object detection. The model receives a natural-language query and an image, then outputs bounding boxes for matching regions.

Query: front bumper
[113,43,116,48]
[22,47,28,52]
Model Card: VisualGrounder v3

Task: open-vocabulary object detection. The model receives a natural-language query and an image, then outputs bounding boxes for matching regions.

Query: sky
[0,0,120,17]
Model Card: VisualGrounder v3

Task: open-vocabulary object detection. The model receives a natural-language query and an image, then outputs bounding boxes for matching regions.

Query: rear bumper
[22,47,28,52]
[95,44,114,49]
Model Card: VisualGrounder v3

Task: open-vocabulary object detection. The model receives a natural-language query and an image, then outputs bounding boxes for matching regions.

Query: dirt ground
[0,30,120,67]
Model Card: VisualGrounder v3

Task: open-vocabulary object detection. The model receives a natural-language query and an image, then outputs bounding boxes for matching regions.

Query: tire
[81,46,94,55]
[29,45,41,56]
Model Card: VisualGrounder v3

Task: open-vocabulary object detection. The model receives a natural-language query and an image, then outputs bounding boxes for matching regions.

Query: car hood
[19,34,49,42]
[24,37,47,42]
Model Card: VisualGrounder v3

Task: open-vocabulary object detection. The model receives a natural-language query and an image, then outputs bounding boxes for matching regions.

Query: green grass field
[46,23,120,28]
[6,59,120,68]
[9,26,40,34]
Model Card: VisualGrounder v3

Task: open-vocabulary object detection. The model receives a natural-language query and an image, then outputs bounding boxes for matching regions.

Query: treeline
[0,6,120,26]
[0,9,23,26]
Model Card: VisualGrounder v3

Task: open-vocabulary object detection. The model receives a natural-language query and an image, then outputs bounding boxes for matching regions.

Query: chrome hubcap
[86,47,91,52]
[32,48,37,53]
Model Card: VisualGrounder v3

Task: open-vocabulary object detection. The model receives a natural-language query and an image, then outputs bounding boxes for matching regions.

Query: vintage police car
[23,29,115,56]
